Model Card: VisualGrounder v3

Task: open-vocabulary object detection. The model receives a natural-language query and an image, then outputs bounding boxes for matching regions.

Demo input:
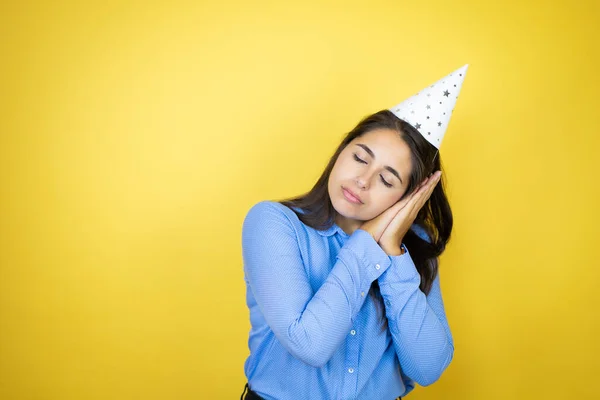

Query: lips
[342,186,363,204]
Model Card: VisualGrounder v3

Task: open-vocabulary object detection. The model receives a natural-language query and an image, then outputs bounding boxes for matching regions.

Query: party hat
[389,64,468,149]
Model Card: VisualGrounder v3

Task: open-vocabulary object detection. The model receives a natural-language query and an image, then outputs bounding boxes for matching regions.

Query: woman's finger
[408,172,441,215]
[417,173,441,210]
[392,181,422,211]
[417,176,431,189]
[392,171,441,219]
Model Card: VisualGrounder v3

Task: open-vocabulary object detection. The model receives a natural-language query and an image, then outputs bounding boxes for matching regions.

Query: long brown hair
[277,110,453,331]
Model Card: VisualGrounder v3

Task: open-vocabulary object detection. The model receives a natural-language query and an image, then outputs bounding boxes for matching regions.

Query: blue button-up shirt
[242,201,454,399]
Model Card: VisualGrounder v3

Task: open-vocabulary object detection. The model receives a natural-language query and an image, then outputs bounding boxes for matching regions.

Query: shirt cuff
[378,246,420,285]
[377,249,422,334]
[336,228,392,290]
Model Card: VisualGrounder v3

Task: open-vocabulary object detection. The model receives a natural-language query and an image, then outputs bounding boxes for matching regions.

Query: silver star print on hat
[389,64,468,149]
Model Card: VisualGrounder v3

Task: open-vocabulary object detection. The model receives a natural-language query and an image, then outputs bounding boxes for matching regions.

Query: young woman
[240,66,467,399]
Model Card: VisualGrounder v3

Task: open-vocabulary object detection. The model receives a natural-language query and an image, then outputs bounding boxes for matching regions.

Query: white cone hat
[389,64,468,149]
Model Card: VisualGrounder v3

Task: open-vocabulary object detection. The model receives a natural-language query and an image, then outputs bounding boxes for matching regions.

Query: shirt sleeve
[242,201,392,367]
[377,248,454,386]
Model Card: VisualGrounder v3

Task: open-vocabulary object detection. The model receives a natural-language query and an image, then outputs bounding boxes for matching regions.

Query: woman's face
[328,128,413,233]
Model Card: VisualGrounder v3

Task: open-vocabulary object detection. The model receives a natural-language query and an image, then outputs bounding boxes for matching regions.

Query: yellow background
[1,1,599,399]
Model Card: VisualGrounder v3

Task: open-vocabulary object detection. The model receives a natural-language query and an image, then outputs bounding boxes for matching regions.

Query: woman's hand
[359,197,415,244]
[378,170,442,254]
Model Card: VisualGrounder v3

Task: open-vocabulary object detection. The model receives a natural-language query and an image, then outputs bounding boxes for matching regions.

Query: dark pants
[241,383,401,399]
[241,383,264,400]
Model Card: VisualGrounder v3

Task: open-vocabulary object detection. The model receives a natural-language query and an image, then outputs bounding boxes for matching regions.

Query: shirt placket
[342,318,361,399]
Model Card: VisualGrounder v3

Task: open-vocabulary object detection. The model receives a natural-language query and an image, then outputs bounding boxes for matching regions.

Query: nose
[355,173,371,190]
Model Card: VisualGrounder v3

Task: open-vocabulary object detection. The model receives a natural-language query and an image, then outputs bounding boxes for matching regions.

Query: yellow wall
[1,1,599,399]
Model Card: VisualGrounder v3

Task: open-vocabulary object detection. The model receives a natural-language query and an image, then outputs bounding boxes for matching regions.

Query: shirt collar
[315,224,338,237]
[291,206,349,238]
[315,223,349,237]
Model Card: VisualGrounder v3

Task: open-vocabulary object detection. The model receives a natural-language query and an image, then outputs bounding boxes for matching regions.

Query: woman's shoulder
[245,200,298,216]
[411,223,432,243]
[243,200,302,230]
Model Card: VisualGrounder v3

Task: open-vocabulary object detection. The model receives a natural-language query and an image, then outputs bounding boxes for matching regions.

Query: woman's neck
[334,214,361,236]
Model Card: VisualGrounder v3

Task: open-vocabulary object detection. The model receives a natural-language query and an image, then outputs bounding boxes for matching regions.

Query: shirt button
[360,291,365,297]
[350,329,356,335]
[385,300,391,307]
[375,264,381,270]
[348,368,354,373]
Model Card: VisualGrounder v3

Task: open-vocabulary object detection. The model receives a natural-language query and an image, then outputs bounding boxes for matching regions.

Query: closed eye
[353,154,393,188]
[353,154,367,164]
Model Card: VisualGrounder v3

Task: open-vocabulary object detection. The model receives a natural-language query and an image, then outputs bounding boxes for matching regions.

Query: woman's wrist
[381,242,407,256]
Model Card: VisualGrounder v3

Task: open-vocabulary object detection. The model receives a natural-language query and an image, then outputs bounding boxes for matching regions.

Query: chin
[331,195,362,220]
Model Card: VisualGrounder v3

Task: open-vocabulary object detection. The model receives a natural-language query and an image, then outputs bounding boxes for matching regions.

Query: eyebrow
[355,143,404,184]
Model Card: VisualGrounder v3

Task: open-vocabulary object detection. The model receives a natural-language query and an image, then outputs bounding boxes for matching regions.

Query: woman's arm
[377,252,454,386]
[242,201,392,367]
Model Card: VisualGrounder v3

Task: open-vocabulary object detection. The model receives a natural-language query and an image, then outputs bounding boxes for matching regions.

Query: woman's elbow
[283,343,331,368]
[299,352,330,368]
[281,329,334,368]
[411,343,454,386]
